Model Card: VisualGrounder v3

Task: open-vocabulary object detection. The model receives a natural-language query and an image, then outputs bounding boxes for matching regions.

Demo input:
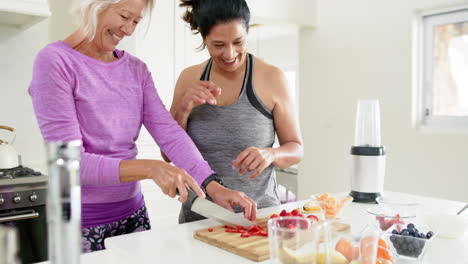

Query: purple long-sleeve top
[29,41,214,227]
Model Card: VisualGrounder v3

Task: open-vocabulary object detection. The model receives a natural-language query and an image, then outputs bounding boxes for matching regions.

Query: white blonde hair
[71,0,154,40]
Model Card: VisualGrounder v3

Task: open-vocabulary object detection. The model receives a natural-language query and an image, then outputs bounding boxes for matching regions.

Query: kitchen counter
[39,191,468,263]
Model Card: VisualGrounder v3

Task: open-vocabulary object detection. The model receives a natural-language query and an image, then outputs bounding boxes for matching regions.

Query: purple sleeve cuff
[80,152,122,186]
[186,161,215,187]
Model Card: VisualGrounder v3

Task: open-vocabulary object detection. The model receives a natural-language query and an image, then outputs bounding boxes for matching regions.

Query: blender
[349,100,386,203]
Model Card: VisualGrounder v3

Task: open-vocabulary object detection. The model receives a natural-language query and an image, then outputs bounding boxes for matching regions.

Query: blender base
[349,191,381,203]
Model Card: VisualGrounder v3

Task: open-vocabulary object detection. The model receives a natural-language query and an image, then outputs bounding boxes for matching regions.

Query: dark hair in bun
[180,0,250,42]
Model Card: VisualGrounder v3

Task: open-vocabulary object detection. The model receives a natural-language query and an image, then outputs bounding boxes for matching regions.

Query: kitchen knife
[180,188,256,228]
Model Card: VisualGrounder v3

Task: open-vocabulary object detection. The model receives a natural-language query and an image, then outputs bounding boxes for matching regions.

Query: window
[413,5,468,132]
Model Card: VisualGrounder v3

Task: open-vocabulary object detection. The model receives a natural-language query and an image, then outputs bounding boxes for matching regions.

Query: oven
[0,166,48,264]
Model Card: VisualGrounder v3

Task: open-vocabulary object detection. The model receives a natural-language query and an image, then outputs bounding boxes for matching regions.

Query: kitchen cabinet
[0,0,51,29]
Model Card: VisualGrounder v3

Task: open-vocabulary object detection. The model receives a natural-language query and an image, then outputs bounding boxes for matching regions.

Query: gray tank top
[179,54,280,223]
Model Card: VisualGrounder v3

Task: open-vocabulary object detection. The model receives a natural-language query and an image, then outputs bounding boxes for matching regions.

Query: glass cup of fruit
[310,193,353,219]
[268,217,326,264]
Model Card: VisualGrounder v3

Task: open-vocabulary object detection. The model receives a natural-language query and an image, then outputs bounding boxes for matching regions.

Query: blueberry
[407,223,415,229]
[419,233,426,239]
[392,229,399,234]
[408,227,416,235]
[426,231,434,239]
[401,230,410,236]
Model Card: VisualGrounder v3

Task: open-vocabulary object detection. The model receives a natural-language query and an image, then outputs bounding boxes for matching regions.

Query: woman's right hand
[148,160,206,203]
[179,80,221,113]
[120,159,205,203]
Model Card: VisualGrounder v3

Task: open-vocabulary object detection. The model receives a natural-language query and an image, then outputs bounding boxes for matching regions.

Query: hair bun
[180,0,199,31]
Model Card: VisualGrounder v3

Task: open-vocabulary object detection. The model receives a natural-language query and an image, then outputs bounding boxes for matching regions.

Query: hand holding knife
[177,187,256,228]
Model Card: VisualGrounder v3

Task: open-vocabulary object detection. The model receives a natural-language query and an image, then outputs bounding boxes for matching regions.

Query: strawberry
[280,209,288,216]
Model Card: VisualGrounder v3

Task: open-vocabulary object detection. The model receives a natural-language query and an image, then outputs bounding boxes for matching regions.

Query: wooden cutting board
[193,217,350,262]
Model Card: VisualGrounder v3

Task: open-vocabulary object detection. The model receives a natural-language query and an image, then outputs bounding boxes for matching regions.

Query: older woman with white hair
[29,0,257,253]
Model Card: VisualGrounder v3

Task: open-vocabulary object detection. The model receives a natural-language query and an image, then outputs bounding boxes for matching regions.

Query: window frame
[413,4,468,133]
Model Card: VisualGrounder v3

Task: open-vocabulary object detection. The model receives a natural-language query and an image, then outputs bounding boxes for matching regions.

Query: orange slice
[335,238,359,261]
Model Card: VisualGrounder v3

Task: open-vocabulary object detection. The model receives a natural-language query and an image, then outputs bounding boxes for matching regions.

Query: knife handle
[176,187,199,204]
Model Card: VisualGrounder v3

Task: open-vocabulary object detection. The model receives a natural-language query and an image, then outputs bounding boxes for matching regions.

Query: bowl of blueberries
[384,222,436,261]
[366,196,436,262]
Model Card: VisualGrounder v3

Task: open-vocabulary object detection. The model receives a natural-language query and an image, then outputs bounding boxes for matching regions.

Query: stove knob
[0,196,4,205]
[13,194,21,204]
[29,193,38,202]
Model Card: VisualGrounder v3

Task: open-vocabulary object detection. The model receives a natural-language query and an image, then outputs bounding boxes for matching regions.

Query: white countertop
[41,191,468,264]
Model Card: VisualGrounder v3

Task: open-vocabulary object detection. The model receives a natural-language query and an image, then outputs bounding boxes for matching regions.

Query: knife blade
[182,188,256,228]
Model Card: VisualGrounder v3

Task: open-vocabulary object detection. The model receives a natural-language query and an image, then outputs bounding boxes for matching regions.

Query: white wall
[0,21,49,172]
[298,0,468,202]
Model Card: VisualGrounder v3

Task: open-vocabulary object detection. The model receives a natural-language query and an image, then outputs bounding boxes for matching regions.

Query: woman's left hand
[232,147,275,179]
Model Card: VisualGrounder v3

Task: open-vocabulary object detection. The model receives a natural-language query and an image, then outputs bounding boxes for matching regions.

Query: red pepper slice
[247,225,262,233]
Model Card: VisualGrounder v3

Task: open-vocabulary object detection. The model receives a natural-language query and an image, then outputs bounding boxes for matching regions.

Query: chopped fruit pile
[375,214,404,231]
[389,223,434,258]
[276,209,320,222]
[224,224,267,238]
[222,210,320,239]
[316,193,353,219]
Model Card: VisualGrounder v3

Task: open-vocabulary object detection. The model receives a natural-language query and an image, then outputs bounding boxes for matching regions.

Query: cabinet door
[0,0,51,28]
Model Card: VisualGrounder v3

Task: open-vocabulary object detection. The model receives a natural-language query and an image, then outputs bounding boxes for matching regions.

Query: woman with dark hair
[166,0,304,223]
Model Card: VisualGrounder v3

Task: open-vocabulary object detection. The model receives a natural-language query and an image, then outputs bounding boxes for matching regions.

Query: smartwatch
[201,173,224,193]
